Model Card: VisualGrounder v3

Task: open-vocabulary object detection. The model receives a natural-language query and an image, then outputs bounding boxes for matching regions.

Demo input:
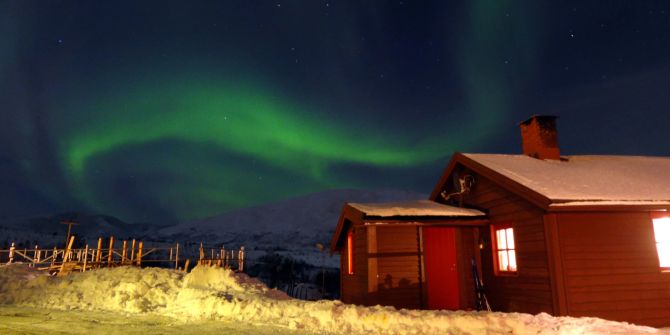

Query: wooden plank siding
[555,212,670,327]
[373,226,422,309]
[459,171,555,314]
[456,227,478,310]
[340,222,369,305]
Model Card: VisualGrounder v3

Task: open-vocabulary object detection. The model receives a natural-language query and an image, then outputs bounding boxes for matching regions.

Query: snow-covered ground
[0,264,666,335]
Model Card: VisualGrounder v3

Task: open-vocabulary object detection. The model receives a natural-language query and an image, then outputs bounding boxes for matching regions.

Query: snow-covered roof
[465,154,670,203]
[348,200,485,217]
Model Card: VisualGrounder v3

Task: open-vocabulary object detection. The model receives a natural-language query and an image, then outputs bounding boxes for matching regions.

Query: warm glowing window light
[347,230,354,275]
[495,227,517,273]
[652,216,670,268]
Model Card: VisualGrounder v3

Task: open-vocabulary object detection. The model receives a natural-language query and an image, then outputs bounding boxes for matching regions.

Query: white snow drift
[0,264,665,335]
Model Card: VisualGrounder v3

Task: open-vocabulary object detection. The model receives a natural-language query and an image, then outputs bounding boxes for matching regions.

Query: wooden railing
[0,236,245,276]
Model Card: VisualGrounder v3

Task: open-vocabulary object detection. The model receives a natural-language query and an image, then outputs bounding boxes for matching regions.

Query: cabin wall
[340,223,369,305]
[553,212,670,327]
[457,227,478,310]
[372,226,422,309]
[460,172,554,314]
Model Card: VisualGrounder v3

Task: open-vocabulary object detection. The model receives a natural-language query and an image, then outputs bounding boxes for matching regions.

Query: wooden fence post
[183,259,190,273]
[238,246,245,272]
[83,245,89,272]
[199,243,204,264]
[8,242,15,264]
[121,240,127,265]
[220,245,225,267]
[223,248,228,268]
[107,236,114,267]
[175,243,179,270]
[51,246,57,267]
[33,245,39,267]
[95,237,103,265]
[136,241,143,267]
[65,236,75,262]
[130,239,136,265]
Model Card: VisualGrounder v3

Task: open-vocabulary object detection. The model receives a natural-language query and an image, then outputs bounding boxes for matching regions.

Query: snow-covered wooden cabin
[330,115,670,327]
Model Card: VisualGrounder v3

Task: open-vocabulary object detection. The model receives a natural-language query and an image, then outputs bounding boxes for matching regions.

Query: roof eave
[430,152,553,210]
[548,203,670,212]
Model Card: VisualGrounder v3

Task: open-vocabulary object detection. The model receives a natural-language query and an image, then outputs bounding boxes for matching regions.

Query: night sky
[2,1,670,224]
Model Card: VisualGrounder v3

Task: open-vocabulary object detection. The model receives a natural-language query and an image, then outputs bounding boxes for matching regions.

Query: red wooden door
[423,227,460,310]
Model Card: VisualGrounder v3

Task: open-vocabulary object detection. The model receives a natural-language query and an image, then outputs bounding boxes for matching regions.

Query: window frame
[651,212,670,272]
[491,224,518,276]
[346,229,354,275]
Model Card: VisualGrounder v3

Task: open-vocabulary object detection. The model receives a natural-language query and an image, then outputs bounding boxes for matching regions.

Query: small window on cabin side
[347,230,354,275]
[652,215,670,269]
[493,226,517,274]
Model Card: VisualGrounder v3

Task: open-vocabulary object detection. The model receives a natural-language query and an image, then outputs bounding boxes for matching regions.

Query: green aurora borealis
[3,1,669,223]
[54,74,479,222]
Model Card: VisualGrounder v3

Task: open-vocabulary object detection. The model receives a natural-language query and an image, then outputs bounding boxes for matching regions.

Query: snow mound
[0,264,665,335]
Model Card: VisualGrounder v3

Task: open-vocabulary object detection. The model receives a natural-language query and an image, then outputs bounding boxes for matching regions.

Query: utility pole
[60,220,79,247]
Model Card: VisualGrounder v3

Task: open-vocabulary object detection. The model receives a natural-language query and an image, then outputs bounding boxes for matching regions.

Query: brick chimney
[519,115,560,160]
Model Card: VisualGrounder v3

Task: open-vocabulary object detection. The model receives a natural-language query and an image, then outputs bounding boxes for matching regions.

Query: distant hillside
[158,189,428,266]
[0,212,155,248]
[0,189,427,266]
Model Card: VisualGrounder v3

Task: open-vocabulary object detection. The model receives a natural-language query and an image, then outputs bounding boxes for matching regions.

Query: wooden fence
[0,236,245,276]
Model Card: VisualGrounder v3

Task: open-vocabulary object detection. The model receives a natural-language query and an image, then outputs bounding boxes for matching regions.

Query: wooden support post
[8,242,15,264]
[169,247,173,261]
[199,243,204,261]
[95,237,103,264]
[121,240,127,265]
[136,241,143,267]
[83,245,89,272]
[175,243,179,270]
[36,246,41,263]
[238,246,245,272]
[130,239,136,264]
[183,259,190,273]
[56,236,76,277]
[107,236,114,267]
[211,249,214,260]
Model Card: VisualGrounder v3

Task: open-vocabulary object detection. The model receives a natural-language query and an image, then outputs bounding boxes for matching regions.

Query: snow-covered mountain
[158,189,428,267]
[0,189,427,267]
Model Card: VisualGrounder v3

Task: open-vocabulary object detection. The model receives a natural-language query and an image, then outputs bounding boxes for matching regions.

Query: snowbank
[0,264,665,335]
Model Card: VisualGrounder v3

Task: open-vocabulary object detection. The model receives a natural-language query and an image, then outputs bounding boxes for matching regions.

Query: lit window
[347,230,354,275]
[652,215,670,268]
[494,227,517,273]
